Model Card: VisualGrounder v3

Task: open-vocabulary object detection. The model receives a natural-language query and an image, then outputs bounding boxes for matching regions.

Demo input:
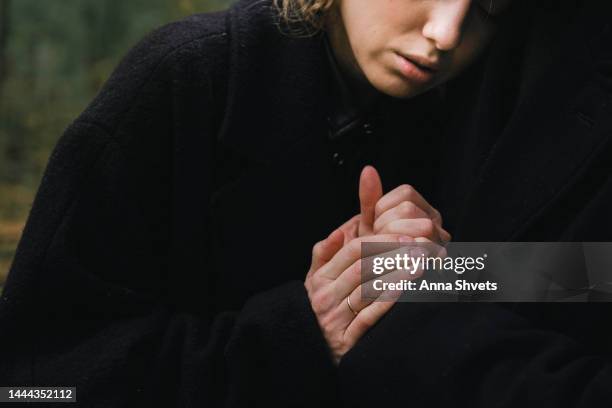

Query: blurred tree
[0,0,9,92]
[1,0,26,185]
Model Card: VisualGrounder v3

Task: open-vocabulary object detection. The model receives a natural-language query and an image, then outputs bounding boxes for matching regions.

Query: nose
[422,0,472,51]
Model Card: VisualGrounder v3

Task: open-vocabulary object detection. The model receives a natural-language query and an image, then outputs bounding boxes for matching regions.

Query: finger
[342,282,372,322]
[378,218,442,243]
[358,166,383,236]
[332,244,413,299]
[403,237,449,275]
[338,260,419,318]
[414,236,449,259]
[343,281,365,320]
[438,226,452,243]
[317,234,408,281]
[332,258,362,302]
[309,228,345,274]
[375,184,445,229]
[338,214,361,244]
[373,201,429,233]
[343,289,402,350]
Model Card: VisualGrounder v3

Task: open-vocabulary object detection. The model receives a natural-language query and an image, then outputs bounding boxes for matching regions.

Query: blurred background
[0,0,232,290]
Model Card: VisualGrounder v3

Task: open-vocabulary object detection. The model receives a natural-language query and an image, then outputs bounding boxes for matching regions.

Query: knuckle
[311,302,327,317]
[400,184,414,198]
[399,201,417,216]
[434,208,442,221]
[351,259,362,275]
[310,289,334,315]
[312,240,325,259]
[306,273,324,292]
[318,311,337,331]
[348,239,362,260]
[347,260,362,282]
[419,219,435,236]
[304,278,312,293]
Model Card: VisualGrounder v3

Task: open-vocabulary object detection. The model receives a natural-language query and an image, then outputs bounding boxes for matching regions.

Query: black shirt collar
[323,34,382,141]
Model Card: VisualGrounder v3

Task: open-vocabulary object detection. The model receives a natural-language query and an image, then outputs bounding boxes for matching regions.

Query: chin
[375,78,426,100]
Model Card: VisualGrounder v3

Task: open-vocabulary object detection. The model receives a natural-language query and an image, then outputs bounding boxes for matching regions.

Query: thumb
[358,165,383,236]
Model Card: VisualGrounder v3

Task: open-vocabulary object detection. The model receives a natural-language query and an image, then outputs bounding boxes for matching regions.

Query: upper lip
[398,52,440,72]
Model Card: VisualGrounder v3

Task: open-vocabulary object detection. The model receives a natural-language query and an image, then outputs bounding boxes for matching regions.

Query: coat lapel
[455,3,612,241]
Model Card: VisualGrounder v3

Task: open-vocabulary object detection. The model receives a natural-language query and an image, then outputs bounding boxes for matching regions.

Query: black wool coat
[2,0,612,406]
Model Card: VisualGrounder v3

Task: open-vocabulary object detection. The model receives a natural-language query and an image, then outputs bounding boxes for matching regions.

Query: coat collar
[217,0,332,166]
[454,3,612,241]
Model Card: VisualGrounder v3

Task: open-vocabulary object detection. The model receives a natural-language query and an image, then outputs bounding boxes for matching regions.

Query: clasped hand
[304,166,451,364]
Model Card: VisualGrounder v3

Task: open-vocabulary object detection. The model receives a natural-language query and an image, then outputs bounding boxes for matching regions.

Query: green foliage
[0,0,233,284]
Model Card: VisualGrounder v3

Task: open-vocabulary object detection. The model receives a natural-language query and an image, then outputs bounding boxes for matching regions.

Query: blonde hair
[273,0,335,35]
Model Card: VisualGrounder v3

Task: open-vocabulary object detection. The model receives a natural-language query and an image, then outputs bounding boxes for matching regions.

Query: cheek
[342,1,399,62]
[345,23,381,65]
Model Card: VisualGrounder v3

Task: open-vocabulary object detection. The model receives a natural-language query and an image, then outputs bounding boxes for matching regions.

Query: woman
[2,0,612,406]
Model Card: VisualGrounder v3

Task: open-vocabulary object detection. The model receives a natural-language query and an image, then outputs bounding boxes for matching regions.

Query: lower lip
[394,53,436,83]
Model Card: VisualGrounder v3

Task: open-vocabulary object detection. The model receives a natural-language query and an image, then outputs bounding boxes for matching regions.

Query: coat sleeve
[0,16,339,407]
[338,301,612,407]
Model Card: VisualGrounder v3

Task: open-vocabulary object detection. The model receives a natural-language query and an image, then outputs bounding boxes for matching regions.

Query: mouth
[394,52,440,83]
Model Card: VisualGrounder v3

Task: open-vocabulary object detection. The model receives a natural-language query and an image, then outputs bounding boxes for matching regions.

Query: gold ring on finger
[346,295,358,317]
